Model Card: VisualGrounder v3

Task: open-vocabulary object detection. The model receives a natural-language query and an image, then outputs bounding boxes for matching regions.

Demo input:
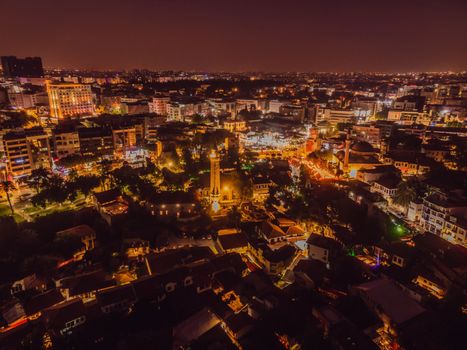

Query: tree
[112,164,142,194]
[182,148,196,176]
[73,175,100,198]
[191,114,205,124]
[47,174,72,203]
[227,147,241,169]
[25,167,50,193]
[68,168,79,181]
[446,121,462,128]
[393,178,426,208]
[31,191,47,208]
[228,206,242,228]
[135,178,157,200]
[1,180,15,215]
[31,174,76,208]
[98,159,113,190]
[375,108,389,120]
[394,181,416,208]
[162,168,188,191]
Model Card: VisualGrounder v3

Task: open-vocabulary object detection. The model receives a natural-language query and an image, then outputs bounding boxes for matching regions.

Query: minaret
[343,131,351,172]
[210,150,221,211]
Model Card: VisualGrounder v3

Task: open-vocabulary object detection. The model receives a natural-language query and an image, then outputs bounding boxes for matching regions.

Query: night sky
[1,0,466,72]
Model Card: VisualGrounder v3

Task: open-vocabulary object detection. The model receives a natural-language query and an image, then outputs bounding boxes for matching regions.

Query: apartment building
[3,129,51,178]
[420,192,467,238]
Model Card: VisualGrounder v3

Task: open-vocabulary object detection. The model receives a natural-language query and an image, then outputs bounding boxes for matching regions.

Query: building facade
[3,130,51,178]
[1,56,44,78]
[47,83,95,119]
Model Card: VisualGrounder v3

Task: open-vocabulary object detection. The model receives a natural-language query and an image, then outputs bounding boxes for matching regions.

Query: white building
[420,192,467,238]
[317,108,355,125]
[407,201,423,222]
[268,100,287,113]
[370,177,399,201]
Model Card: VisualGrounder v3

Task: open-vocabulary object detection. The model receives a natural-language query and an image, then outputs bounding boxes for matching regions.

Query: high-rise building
[1,56,44,78]
[3,129,51,178]
[47,83,95,119]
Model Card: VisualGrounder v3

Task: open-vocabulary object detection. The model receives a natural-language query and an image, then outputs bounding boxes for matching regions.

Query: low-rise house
[261,244,297,275]
[285,225,305,239]
[56,269,115,302]
[351,279,426,342]
[131,274,167,304]
[42,299,87,336]
[1,301,25,325]
[258,221,286,244]
[92,189,129,225]
[173,307,221,349]
[370,176,399,202]
[421,143,451,163]
[306,235,341,265]
[22,289,64,319]
[275,217,305,238]
[248,239,296,275]
[123,238,151,258]
[442,215,467,248]
[293,259,327,289]
[56,225,97,254]
[252,177,273,203]
[217,229,249,254]
[258,220,305,245]
[328,321,380,350]
[348,185,384,216]
[11,274,47,296]
[96,284,137,314]
[133,252,247,303]
[145,246,215,275]
[356,165,399,184]
[382,152,433,175]
[413,233,467,289]
[222,312,255,346]
[413,271,446,299]
[145,190,198,218]
[373,242,415,268]
[210,253,249,278]
[312,304,378,350]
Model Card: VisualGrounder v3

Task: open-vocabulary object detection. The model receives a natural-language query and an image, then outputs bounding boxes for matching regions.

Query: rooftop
[353,278,425,325]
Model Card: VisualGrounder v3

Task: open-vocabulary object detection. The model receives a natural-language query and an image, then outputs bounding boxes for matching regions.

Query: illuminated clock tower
[209,150,221,212]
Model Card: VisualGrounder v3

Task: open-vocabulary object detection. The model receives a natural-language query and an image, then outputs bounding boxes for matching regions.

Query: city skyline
[0,1,466,349]
[1,0,467,72]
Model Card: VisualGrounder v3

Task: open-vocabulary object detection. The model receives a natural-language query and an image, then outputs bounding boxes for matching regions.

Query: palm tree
[393,180,417,208]
[1,180,15,215]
